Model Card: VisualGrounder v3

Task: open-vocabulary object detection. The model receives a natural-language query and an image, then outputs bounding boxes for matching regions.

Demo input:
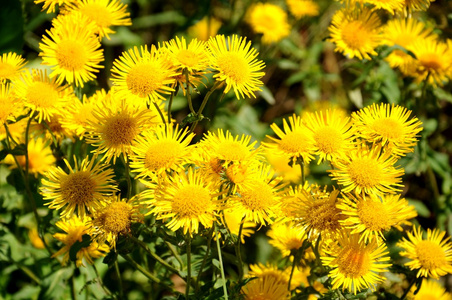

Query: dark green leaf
[69,234,92,263]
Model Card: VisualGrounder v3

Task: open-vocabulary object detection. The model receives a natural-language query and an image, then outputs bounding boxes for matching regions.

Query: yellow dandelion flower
[207,34,266,100]
[408,37,452,87]
[110,45,177,106]
[85,94,154,163]
[328,7,382,60]
[365,0,405,14]
[6,137,56,175]
[263,114,316,165]
[229,164,286,225]
[223,160,262,193]
[92,195,143,248]
[64,0,131,39]
[60,89,106,138]
[39,12,104,87]
[264,149,303,184]
[130,124,194,178]
[404,0,435,12]
[397,226,452,279]
[408,279,452,300]
[187,16,222,41]
[199,129,260,166]
[151,167,223,236]
[304,109,356,164]
[248,263,289,284]
[40,156,117,218]
[339,193,417,243]
[34,0,76,13]
[382,18,434,74]
[292,187,343,237]
[0,52,26,83]
[246,3,291,44]
[280,182,323,218]
[0,118,26,142]
[322,232,391,294]
[353,103,423,157]
[241,276,291,300]
[14,69,71,123]
[329,145,404,196]
[0,83,21,125]
[30,110,74,143]
[267,221,312,258]
[286,0,320,19]
[28,228,45,249]
[52,215,109,267]
[222,208,256,244]
[164,36,209,74]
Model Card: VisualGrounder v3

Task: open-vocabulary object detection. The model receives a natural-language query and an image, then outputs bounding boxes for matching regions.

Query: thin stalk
[400,278,417,300]
[298,157,305,185]
[129,235,179,274]
[186,236,192,299]
[92,263,112,296]
[165,240,183,268]
[70,273,76,300]
[121,154,132,199]
[312,235,322,269]
[3,123,19,146]
[115,261,124,299]
[236,220,245,281]
[10,259,41,285]
[153,101,166,125]
[215,223,228,300]
[195,226,215,293]
[185,69,196,115]
[189,82,222,132]
[121,254,160,284]
[287,253,297,291]
[167,85,179,124]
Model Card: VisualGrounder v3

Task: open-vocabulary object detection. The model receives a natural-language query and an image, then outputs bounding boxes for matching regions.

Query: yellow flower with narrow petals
[286,0,319,19]
[52,215,109,267]
[365,0,405,14]
[322,232,391,294]
[7,137,56,175]
[208,34,266,100]
[398,226,452,279]
[0,83,21,125]
[267,221,313,258]
[408,279,452,300]
[222,208,256,244]
[0,52,26,83]
[40,156,117,218]
[241,276,290,299]
[187,16,222,41]
[40,13,104,87]
[34,0,76,13]
[246,3,291,44]
[329,7,382,60]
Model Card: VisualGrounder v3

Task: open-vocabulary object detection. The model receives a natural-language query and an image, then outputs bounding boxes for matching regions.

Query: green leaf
[407,198,430,218]
[258,86,275,105]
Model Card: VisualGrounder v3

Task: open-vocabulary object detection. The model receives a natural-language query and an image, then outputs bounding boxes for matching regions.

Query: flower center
[172,185,211,217]
[240,181,274,211]
[418,54,443,72]
[100,202,132,234]
[80,3,112,28]
[341,21,370,50]
[305,199,341,232]
[60,171,96,205]
[27,82,59,109]
[314,126,343,154]
[337,245,371,278]
[278,131,311,155]
[144,140,184,172]
[177,49,198,68]
[371,118,404,141]
[415,240,447,270]
[357,200,392,231]
[0,62,15,80]
[56,40,88,71]
[103,114,137,146]
[217,53,250,84]
[65,226,86,246]
[126,63,165,97]
[217,141,250,161]
[347,158,382,189]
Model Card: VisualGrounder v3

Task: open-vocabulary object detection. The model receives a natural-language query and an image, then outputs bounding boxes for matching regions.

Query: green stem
[186,235,192,299]
[92,264,112,296]
[121,254,160,284]
[3,123,19,146]
[400,277,417,300]
[115,260,124,299]
[189,82,222,132]
[153,101,166,125]
[165,240,183,268]
[287,253,297,291]
[236,220,244,281]
[121,154,132,200]
[185,69,196,115]
[311,235,322,270]
[70,273,76,300]
[297,157,305,185]
[167,85,179,124]
[215,223,228,300]
[195,226,215,293]
[129,235,179,274]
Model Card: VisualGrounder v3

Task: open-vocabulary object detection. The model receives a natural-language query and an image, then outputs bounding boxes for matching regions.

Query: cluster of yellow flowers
[328,0,452,87]
[1,0,451,299]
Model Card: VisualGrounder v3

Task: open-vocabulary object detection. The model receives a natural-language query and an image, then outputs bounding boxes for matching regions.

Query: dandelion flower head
[246,3,291,44]
[0,52,26,83]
